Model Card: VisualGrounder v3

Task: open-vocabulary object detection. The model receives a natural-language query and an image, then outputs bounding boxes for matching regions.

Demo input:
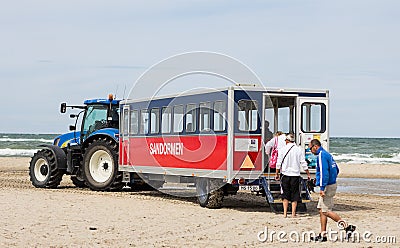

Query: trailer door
[262,93,297,172]
[296,97,329,162]
[120,105,130,166]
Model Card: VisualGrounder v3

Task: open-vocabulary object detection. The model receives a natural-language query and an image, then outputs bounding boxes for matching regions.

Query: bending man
[309,139,356,242]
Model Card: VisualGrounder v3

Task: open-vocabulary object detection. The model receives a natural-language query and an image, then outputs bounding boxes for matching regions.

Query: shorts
[280,175,301,202]
[317,183,337,212]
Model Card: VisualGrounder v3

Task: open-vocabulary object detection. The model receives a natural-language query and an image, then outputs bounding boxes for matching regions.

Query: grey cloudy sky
[0,0,399,137]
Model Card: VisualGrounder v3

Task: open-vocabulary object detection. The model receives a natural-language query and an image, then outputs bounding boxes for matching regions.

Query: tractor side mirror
[60,103,67,113]
[69,125,76,131]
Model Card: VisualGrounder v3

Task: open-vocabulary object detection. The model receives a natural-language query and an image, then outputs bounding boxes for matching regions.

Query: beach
[337,163,400,179]
[1,157,399,247]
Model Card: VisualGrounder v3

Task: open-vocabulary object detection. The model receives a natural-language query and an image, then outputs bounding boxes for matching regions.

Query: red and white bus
[119,84,329,208]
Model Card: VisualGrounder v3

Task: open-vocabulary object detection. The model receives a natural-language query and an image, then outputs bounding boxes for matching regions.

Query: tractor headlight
[54,138,60,146]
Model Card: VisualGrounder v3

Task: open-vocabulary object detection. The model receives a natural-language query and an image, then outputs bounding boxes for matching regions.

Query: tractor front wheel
[29,149,63,188]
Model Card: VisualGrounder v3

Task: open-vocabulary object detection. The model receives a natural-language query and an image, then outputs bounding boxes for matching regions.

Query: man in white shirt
[275,134,311,217]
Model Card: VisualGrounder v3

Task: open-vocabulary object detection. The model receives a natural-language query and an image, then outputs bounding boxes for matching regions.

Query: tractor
[29,94,123,191]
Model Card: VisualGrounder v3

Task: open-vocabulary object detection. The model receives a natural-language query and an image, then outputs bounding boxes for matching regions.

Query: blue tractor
[29,94,123,191]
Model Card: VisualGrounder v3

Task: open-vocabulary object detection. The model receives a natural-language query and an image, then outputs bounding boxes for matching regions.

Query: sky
[0,0,399,137]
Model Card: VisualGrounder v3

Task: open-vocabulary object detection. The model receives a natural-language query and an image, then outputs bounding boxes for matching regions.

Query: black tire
[70,175,87,188]
[29,149,63,188]
[82,137,123,191]
[196,178,224,209]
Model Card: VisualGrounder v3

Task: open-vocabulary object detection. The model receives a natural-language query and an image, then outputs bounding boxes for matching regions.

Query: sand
[338,163,400,179]
[1,157,399,247]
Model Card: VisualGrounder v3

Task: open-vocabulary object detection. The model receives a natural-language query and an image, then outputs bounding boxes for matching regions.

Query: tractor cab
[59,94,120,147]
[80,98,120,142]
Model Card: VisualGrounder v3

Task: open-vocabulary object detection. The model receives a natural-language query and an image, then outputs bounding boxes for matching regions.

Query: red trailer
[119,85,329,209]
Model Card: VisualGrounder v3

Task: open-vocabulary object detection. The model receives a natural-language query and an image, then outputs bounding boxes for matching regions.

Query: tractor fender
[82,128,119,149]
[38,144,67,170]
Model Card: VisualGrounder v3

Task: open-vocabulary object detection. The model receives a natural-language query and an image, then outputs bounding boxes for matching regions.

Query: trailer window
[130,109,138,135]
[278,107,291,133]
[122,108,129,136]
[150,108,160,134]
[162,107,171,133]
[214,101,226,131]
[200,102,211,131]
[301,103,326,133]
[173,105,184,133]
[140,109,149,134]
[186,104,197,132]
[264,108,275,135]
[238,100,258,131]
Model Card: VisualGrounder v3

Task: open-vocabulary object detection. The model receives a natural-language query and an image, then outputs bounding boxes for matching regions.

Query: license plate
[239,185,260,191]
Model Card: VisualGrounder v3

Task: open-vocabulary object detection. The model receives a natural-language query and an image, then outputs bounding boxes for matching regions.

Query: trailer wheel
[196,178,224,209]
[83,137,123,191]
[29,149,63,188]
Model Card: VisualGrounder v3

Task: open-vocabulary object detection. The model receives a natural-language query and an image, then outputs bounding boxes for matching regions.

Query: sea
[1,133,399,164]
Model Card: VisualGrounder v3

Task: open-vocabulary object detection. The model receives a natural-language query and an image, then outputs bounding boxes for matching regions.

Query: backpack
[269,137,278,168]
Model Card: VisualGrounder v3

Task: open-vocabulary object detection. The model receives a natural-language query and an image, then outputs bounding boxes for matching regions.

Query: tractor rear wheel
[83,138,123,191]
[29,149,63,188]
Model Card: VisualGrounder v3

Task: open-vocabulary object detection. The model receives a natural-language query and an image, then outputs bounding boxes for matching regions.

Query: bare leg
[325,211,342,223]
[319,209,328,236]
[320,210,345,235]
[283,199,289,217]
[291,201,297,217]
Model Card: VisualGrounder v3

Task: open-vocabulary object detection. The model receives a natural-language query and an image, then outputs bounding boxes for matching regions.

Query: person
[265,131,286,172]
[264,120,274,143]
[265,131,286,156]
[309,139,356,242]
[275,134,311,217]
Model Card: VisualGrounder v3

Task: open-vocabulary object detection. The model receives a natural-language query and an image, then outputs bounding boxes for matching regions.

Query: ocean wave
[0,148,39,157]
[0,138,53,143]
[332,152,400,164]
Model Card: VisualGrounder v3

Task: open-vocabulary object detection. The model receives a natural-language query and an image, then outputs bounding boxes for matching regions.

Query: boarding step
[260,176,313,211]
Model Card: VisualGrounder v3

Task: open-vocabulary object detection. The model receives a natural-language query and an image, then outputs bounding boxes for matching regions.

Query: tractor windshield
[82,105,108,139]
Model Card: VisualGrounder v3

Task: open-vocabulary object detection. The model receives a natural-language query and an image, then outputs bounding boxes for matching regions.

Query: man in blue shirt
[309,139,356,242]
